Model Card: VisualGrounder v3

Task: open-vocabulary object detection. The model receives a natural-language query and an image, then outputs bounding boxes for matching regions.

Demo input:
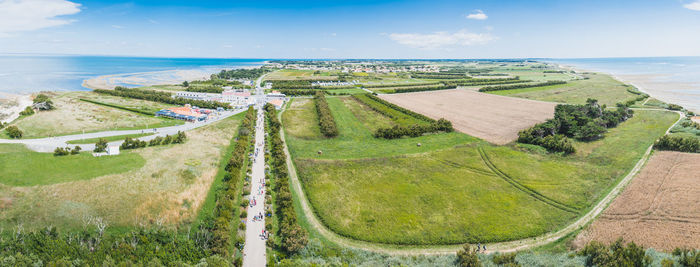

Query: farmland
[283,90,678,245]
[0,113,243,230]
[573,151,700,251]
[378,89,557,144]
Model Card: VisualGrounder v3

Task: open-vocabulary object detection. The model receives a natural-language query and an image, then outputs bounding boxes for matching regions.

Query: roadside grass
[283,96,475,159]
[496,73,640,106]
[295,145,574,245]
[0,144,144,186]
[0,114,242,231]
[3,91,181,139]
[66,133,154,144]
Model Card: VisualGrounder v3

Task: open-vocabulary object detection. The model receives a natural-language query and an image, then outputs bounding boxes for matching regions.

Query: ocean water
[0,55,265,94]
[547,56,700,112]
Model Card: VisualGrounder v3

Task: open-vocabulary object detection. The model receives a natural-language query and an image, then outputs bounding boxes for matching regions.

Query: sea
[547,56,700,113]
[0,54,266,94]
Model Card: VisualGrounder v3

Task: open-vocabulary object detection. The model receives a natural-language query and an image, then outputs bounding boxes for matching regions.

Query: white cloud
[466,10,488,20]
[0,0,81,36]
[389,29,494,49]
[684,1,700,11]
[111,25,124,29]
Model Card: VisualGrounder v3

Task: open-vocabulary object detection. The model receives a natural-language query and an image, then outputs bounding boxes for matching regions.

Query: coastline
[558,64,699,113]
[0,92,32,124]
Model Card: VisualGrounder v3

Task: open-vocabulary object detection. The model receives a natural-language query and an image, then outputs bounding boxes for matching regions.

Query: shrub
[673,248,700,267]
[578,239,651,267]
[94,138,108,152]
[19,106,34,116]
[71,146,81,155]
[313,91,338,137]
[457,245,481,267]
[667,104,683,111]
[479,80,566,92]
[32,93,54,110]
[492,252,520,266]
[654,135,700,153]
[53,147,70,156]
[5,126,23,139]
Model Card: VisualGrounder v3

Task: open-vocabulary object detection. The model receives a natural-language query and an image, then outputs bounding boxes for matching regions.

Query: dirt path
[279,106,684,255]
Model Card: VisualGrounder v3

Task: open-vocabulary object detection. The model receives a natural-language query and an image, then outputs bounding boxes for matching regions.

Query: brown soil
[378,89,556,144]
[574,151,700,251]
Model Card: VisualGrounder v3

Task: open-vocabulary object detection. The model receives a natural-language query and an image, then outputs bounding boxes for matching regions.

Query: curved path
[278,107,684,255]
[0,109,246,152]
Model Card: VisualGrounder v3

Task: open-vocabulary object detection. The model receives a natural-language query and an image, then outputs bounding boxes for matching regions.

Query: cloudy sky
[1,0,700,59]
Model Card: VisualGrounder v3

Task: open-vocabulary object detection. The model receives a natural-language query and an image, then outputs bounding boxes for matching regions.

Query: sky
[1,0,700,59]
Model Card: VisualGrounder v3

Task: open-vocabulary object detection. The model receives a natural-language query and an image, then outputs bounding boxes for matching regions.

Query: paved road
[0,109,245,152]
[242,107,267,266]
[278,106,684,255]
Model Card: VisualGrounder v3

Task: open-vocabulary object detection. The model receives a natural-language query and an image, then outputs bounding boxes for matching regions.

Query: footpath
[242,107,267,266]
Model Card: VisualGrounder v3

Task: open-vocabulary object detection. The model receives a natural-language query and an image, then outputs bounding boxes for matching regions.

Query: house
[107,145,120,155]
[267,99,285,109]
[156,104,208,121]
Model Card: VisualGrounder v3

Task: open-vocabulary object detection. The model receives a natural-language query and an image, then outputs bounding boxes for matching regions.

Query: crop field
[284,96,678,245]
[573,151,700,251]
[0,114,242,231]
[378,89,557,145]
[3,92,180,138]
[495,73,640,106]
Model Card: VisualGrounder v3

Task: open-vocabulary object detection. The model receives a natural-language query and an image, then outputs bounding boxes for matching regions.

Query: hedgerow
[361,93,435,123]
[654,135,700,153]
[94,86,229,109]
[479,80,567,92]
[313,91,339,137]
[264,103,309,253]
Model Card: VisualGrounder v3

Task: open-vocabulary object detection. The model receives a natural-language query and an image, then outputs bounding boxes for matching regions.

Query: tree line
[518,99,634,153]
[264,103,309,254]
[269,80,353,90]
[212,68,268,80]
[120,132,186,150]
[374,119,454,139]
[479,80,567,92]
[654,135,699,153]
[54,146,81,156]
[410,72,467,79]
[314,92,339,137]
[361,93,436,123]
[94,87,229,109]
[186,86,224,94]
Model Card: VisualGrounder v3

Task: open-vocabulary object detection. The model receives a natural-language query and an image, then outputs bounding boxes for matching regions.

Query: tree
[457,245,481,267]
[94,138,108,152]
[182,81,189,87]
[19,106,34,116]
[71,146,82,155]
[5,126,23,139]
[32,93,54,110]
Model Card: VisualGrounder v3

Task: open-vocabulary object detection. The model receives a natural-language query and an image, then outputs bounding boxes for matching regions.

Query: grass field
[265,69,338,80]
[3,91,181,138]
[284,94,679,245]
[0,144,144,186]
[0,114,243,231]
[79,91,177,114]
[66,133,154,144]
[493,73,640,106]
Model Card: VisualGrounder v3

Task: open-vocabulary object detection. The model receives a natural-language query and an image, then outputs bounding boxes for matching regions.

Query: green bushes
[277,89,316,96]
[208,107,256,256]
[668,104,684,111]
[361,93,435,123]
[374,119,453,139]
[94,138,108,152]
[94,86,229,109]
[264,103,308,253]
[120,131,186,150]
[654,135,699,153]
[479,80,567,92]
[381,84,457,93]
[672,248,700,267]
[518,99,633,153]
[54,146,80,156]
[186,86,224,93]
[5,125,23,139]
[457,245,481,267]
[213,68,268,80]
[410,72,467,79]
[32,93,54,110]
[19,106,34,116]
[578,238,651,267]
[313,91,339,137]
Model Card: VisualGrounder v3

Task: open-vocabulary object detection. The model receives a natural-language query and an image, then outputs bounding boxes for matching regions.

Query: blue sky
[1,0,700,58]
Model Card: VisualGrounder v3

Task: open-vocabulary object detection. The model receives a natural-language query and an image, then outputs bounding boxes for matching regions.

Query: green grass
[326,88,366,95]
[351,94,428,126]
[0,144,145,186]
[488,82,576,96]
[284,94,679,245]
[283,96,474,159]
[341,97,396,132]
[66,133,154,144]
[282,98,324,139]
[497,73,640,106]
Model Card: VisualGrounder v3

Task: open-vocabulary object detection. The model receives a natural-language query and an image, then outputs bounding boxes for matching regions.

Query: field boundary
[281,106,683,255]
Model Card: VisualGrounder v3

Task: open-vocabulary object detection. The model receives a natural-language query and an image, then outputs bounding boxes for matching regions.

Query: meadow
[3,92,181,138]
[0,113,243,231]
[282,92,678,245]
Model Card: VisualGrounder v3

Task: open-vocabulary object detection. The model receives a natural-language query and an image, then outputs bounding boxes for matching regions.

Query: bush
[53,147,70,156]
[32,93,54,110]
[579,238,651,267]
[479,80,566,92]
[667,104,683,111]
[313,91,338,138]
[19,106,34,116]
[71,146,81,155]
[457,245,481,267]
[5,126,23,139]
[672,248,700,267]
[94,138,108,152]
[492,252,520,266]
[94,87,229,109]
[654,135,700,153]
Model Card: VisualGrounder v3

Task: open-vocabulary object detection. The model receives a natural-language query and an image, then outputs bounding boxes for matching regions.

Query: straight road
[242,107,267,266]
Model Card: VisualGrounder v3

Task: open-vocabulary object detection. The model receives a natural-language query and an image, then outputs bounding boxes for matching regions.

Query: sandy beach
[615,74,700,113]
[82,69,212,90]
[0,92,32,124]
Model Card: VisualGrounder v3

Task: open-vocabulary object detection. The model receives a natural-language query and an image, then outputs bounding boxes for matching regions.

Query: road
[0,109,245,152]
[277,107,684,255]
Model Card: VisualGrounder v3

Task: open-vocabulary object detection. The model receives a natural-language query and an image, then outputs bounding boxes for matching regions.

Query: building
[156,104,209,121]
[107,145,120,155]
[175,90,251,108]
[267,99,285,109]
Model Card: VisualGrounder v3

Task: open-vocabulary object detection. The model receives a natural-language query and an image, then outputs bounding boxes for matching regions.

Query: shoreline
[0,92,32,124]
[557,63,699,113]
